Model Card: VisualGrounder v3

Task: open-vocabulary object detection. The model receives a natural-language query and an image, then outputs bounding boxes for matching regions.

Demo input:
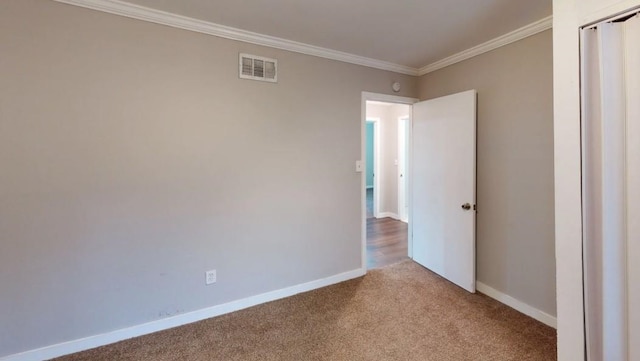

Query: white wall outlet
[205,270,216,285]
[355,160,363,172]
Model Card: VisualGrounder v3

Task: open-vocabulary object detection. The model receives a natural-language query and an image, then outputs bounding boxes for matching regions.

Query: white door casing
[398,117,410,223]
[361,92,419,269]
[411,90,477,293]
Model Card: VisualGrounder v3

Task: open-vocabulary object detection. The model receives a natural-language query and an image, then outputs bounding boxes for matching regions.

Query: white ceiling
[123,0,551,69]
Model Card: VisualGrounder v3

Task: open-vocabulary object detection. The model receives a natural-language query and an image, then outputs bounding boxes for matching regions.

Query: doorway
[361,90,477,293]
[363,94,415,269]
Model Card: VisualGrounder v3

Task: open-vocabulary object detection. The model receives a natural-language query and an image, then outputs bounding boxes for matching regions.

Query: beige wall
[0,0,557,357]
[418,30,556,316]
[0,0,418,357]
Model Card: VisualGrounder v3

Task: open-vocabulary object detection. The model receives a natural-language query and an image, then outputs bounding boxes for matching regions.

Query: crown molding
[51,0,551,78]
[418,15,553,76]
[52,0,419,76]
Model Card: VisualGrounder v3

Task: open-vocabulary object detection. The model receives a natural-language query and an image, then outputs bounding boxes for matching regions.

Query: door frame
[398,116,410,224]
[361,92,419,270]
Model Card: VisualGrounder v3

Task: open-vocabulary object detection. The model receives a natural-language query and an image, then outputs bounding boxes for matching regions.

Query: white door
[411,90,477,293]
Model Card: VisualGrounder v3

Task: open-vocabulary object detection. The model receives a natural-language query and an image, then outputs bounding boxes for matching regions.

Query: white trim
[51,0,552,77]
[52,0,418,76]
[581,1,640,26]
[362,92,419,105]
[582,5,640,28]
[377,212,401,220]
[1,268,365,361]
[476,281,557,329]
[397,116,410,223]
[366,101,394,106]
[362,92,419,268]
[361,92,419,271]
[418,16,553,75]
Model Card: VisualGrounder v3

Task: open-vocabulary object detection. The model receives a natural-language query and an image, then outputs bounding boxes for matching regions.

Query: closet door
[581,12,640,361]
[625,14,640,361]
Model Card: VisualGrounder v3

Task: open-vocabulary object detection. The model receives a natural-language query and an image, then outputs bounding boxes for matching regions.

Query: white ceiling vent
[239,53,277,83]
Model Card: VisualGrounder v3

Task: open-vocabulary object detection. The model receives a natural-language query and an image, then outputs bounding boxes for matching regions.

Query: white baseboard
[1,268,366,361]
[476,281,557,329]
[377,212,400,220]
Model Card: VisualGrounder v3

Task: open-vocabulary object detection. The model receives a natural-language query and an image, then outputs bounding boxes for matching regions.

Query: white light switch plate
[355,160,363,172]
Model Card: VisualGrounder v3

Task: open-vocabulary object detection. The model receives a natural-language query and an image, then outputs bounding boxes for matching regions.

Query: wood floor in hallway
[366,188,409,269]
[367,217,408,269]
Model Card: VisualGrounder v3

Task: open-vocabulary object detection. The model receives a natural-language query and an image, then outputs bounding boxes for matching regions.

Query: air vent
[239,53,277,83]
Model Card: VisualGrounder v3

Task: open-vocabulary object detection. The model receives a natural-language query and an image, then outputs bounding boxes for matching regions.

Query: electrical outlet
[205,270,216,285]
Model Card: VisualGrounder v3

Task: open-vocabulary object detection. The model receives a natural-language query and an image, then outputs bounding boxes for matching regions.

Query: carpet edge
[1,267,366,361]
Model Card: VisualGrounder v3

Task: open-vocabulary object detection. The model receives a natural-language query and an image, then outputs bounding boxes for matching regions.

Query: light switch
[355,160,363,172]
[394,159,398,166]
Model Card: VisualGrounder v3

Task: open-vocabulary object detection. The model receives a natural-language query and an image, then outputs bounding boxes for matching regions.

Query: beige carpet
[53,261,556,361]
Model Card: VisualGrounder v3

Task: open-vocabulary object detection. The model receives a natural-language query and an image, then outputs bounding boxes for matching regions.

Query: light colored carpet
[53,261,556,360]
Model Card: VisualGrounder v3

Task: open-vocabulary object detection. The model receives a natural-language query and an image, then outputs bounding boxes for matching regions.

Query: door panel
[411,90,477,292]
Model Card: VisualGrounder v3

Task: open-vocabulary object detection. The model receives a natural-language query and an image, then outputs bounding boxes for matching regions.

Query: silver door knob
[461,203,471,210]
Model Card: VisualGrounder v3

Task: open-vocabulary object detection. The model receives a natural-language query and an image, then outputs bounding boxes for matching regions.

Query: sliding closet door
[581,13,640,361]
[581,27,604,361]
[599,22,627,361]
[626,15,640,361]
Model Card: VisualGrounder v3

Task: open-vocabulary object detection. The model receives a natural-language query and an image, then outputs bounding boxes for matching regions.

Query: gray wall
[0,0,417,357]
[418,30,556,316]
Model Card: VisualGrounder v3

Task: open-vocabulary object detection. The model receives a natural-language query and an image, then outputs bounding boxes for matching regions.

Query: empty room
[2,0,639,360]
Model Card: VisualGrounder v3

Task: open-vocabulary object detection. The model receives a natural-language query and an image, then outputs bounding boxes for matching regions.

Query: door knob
[461,203,471,210]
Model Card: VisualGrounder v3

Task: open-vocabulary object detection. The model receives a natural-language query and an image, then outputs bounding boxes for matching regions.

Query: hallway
[366,188,409,269]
